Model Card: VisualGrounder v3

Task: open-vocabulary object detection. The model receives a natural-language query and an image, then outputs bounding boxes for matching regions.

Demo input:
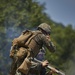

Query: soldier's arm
[42,34,56,52]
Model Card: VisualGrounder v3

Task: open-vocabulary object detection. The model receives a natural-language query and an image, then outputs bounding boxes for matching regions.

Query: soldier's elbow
[50,47,56,53]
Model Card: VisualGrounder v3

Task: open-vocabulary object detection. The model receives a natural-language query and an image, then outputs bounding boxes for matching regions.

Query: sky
[37,0,75,28]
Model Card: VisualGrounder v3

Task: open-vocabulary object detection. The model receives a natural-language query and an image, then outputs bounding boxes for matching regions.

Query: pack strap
[25,31,42,46]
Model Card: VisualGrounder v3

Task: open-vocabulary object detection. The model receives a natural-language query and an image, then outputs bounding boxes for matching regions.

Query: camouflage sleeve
[41,34,56,52]
[33,33,56,52]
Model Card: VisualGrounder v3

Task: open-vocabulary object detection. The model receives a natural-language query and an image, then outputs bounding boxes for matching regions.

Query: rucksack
[9,30,33,59]
[9,30,41,59]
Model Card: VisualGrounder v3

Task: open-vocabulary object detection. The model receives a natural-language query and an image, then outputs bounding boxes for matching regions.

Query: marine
[9,23,56,75]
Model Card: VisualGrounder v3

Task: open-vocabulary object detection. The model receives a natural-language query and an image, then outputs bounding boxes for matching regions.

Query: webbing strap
[25,31,42,46]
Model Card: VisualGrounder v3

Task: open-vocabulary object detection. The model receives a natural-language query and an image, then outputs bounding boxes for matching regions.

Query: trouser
[9,60,17,75]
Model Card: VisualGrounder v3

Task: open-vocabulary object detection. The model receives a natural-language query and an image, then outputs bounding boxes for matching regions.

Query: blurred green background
[0,0,75,75]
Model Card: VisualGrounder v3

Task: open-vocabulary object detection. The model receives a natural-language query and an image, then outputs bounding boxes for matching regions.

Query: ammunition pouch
[17,58,31,75]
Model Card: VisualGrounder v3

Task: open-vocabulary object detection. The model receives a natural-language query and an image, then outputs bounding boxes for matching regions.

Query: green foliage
[45,24,75,71]
[0,0,51,29]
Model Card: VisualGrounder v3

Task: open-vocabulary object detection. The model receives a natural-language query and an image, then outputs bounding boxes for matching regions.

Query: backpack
[9,30,33,59]
[9,30,41,59]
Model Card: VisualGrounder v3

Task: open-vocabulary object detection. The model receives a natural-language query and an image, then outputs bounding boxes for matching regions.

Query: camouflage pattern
[28,62,42,75]
[15,62,42,75]
[38,23,51,34]
[10,23,56,75]
[28,30,56,57]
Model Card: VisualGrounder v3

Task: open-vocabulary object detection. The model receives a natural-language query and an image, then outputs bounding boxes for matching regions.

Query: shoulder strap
[25,31,42,46]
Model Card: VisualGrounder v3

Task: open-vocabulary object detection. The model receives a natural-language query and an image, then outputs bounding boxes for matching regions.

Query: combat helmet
[38,23,51,35]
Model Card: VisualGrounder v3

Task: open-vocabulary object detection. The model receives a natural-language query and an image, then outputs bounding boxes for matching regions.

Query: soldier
[10,23,56,75]
[29,48,56,75]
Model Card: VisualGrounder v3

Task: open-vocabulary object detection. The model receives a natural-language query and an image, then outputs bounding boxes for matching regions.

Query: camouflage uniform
[11,23,56,75]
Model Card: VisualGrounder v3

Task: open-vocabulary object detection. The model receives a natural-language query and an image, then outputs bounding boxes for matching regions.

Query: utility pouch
[18,58,31,75]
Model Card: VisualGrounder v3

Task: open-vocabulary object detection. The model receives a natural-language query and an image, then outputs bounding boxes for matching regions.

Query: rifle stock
[33,58,65,75]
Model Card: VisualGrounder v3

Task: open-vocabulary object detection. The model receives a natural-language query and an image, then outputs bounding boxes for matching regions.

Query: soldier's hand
[41,60,49,67]
[46,35,51,41]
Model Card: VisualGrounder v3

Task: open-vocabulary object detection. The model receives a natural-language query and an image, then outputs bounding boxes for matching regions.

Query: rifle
[33,58,65,75]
